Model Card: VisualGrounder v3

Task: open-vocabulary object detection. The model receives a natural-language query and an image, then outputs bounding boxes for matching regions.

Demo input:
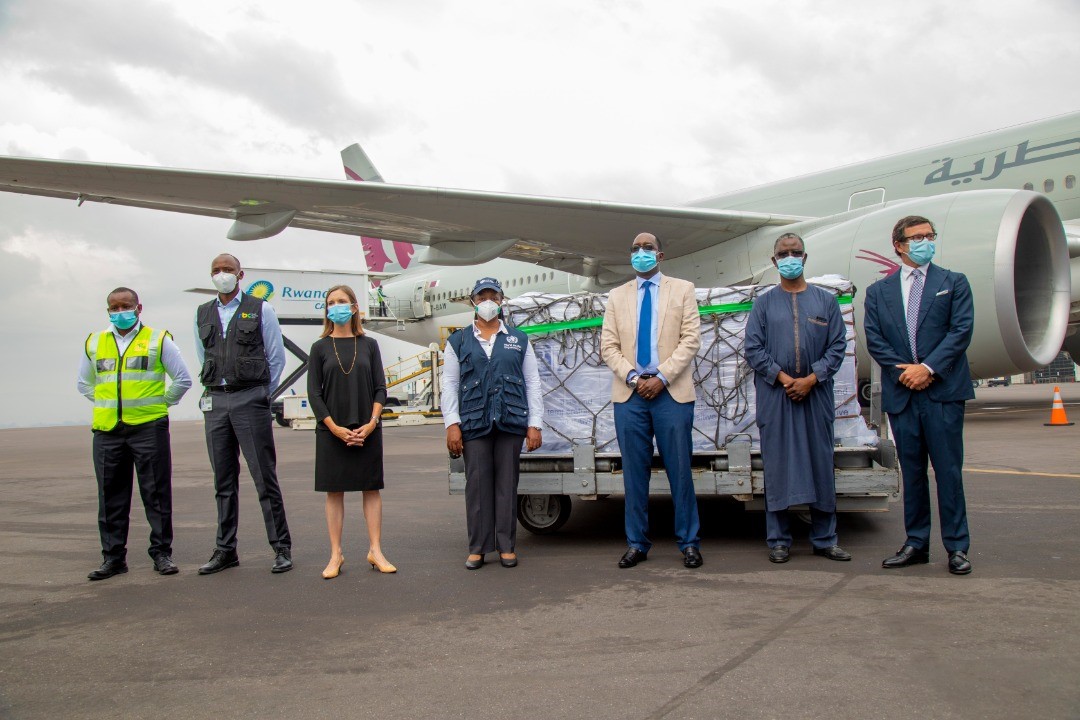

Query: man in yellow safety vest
[78,287,192,580]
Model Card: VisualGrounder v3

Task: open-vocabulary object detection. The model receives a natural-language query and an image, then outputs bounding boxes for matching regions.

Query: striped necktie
[637,280,652,367]
[907,268,923,361]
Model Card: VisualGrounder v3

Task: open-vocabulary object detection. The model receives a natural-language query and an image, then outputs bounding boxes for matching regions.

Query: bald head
[632,233,662,252]
[211,254,242,275]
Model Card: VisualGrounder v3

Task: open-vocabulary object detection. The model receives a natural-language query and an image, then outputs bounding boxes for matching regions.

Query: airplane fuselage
[377,113,1080,358]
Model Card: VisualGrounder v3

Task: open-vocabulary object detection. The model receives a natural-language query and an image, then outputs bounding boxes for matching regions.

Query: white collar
[901,262,930,280]
[471,319,509,339]
[110,321,143,340]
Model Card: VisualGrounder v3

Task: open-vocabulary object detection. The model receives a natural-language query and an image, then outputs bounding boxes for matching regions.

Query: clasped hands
[777,371,817,402]
[331,422,376,447]
[896,363,933,391]
[635,376,665,401]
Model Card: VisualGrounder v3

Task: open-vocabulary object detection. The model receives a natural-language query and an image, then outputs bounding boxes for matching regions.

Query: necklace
[331,335,357,375]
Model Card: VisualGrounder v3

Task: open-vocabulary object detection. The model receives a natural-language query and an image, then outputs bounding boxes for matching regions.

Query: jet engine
[785,190,1070,380]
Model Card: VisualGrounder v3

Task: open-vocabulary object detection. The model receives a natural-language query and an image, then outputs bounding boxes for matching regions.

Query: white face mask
[212,272,238,294]
[475,299,501,322]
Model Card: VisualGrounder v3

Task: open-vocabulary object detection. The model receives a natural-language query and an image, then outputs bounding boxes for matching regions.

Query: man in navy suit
[863,215,974,575]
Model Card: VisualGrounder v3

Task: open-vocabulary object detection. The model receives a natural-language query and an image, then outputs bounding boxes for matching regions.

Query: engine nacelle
[774,190,1070,378]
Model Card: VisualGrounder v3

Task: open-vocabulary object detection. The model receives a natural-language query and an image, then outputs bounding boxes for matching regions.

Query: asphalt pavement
[0,384,1078,719]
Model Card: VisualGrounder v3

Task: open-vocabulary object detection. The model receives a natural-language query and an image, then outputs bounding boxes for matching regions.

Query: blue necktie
[907,269,923,361]
[637,280,652,368]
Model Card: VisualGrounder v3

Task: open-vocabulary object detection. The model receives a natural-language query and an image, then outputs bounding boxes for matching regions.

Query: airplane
[1,113,1078,404]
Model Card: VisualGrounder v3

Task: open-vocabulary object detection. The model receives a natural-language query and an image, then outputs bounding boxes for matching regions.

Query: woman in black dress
[307,285,396,578]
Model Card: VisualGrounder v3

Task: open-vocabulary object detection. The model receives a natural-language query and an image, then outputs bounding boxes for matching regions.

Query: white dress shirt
[77,321,193,406]
[899,262,934,374]
[441,320,544,429]
[194,291,287,389]
[900,261,931,308]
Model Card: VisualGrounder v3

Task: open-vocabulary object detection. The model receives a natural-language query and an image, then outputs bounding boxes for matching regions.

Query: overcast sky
[0,0,1077,427]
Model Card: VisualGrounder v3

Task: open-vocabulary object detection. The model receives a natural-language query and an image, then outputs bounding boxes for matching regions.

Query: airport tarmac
[1,384,1078,719]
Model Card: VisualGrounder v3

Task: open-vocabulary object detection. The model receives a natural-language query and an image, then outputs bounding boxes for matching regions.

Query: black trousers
[92,416,173,561]
[203,385,291,552]
[462,429,525,555]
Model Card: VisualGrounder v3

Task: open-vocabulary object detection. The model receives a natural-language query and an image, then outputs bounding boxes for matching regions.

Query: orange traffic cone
[1044,386,1074,426]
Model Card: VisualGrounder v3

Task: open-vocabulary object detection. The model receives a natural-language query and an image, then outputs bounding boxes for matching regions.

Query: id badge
[199,393,213,413]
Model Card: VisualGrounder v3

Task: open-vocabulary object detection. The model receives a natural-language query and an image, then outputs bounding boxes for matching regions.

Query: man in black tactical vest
[195,254,292,575]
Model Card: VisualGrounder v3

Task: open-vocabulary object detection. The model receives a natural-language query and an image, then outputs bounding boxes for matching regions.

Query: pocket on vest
[236,319,261,345]
[235,357,268,381]
[199,359,217,385]
[501,375,528,418]
[461,378,484,412]
[198,323,217,349]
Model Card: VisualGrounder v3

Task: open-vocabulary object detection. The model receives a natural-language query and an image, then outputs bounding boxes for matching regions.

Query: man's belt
[207,385,260,393]
[638,373,658,380]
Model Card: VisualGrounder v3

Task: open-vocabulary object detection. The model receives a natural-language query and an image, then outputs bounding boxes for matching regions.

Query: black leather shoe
[271,548,293,574]
[769,545,790,563]
[813,545,852,561]
[683,546,703,568]
[465,555,485,570]
[88,559,128,581]
[499,555,518,568]
[618,548,648,568]
[153,554,179,575]
[198,549,239,575]
[881,545,929,569]
[948,550,972,575]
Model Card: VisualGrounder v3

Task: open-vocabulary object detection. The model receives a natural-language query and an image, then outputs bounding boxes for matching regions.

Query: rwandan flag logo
[246,280,275,301]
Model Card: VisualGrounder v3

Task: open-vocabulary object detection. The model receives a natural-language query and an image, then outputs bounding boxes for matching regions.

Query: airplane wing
[0,155,802,278]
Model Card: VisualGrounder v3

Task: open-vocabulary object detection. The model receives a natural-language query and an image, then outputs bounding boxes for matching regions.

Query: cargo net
[505,276,877,454]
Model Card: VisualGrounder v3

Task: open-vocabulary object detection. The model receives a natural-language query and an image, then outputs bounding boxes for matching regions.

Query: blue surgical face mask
[631,249,658,273]
[776,256,804,280]
[905,240,935,266]
[327,304,354,324]
[109,310,138,330]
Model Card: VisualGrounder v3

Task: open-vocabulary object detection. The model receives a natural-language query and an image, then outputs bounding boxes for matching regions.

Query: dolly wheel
[517,494,571,534]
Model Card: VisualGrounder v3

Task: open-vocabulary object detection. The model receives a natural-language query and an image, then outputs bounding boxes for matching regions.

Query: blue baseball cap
[470,277,503,297]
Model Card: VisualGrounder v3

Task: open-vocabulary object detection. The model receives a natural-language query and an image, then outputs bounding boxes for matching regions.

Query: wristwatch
[627,376,639,389]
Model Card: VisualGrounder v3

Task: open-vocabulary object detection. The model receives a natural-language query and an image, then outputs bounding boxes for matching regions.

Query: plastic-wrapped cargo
[505,276,878,454]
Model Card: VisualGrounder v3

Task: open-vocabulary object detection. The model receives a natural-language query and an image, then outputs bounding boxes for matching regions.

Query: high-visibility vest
[85,326,170,431]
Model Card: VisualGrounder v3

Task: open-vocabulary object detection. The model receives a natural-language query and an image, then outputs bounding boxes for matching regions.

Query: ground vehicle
[450,435,898,534]
[987,377,1012,387]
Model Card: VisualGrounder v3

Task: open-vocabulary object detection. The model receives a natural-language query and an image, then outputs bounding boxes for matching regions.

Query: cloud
[0,0,1078,426]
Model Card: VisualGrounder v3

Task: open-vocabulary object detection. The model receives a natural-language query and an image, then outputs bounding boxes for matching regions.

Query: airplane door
[411,283,431,319]
[848,188,885,211]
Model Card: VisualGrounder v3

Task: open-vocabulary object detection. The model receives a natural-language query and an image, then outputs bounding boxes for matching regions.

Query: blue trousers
[766,507,837,549]
[614,389,700,553]
[888,392,970,553]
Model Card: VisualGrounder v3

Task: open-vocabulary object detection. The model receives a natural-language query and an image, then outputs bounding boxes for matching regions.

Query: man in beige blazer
[601,232,703,569]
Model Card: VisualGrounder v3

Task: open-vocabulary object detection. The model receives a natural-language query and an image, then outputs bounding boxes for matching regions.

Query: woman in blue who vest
[442,277,544,569]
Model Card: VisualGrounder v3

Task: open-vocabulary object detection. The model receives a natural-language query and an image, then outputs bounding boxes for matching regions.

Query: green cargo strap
[519,294,853,336]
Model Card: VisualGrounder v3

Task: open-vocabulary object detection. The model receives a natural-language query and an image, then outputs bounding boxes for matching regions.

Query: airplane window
[1023,182,1034,191]
[1044,179,1054,193]
[1067,175,1076,190]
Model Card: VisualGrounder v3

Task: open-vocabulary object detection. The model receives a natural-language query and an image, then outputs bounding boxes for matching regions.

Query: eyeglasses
[774,250,805,259]
[902,233,937,243]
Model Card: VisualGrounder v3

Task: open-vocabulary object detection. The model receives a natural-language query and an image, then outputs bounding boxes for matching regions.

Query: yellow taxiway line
[967,467,1080,479]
